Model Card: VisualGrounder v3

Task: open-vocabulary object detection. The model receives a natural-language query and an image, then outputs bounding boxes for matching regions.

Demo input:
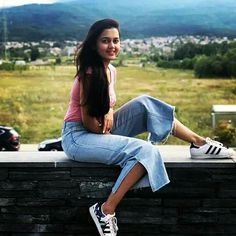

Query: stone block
[117,206,163,224]
[1,206,50,215]
[218,212,236,224]
[121,197,162,207]
[218,186,236,198]
[0,169,8,180]
[38,180,79,189]
[64,223,98,235]
[79,181,113,198]
[203,198,236,208]
[0,223,63,233]
[17,198,66,207]
[71,167,120,177]
[161,224,236,235]
[50,207,79,222]
[154,185,216,198]
[119,224,161,235]
[211,169,236,182]
[0,198,15,206]
[171,168,213,182]
[9,169,71,180]
[179,207,221,224]
[38,188,80,199]
[0,214,50,224]
[163,199,201,208]
[0,180,37,190]
[0,190,38,198]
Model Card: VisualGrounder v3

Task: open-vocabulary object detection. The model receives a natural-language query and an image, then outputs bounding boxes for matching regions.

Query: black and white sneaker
[190,137,235,159]
[89,203,118,236]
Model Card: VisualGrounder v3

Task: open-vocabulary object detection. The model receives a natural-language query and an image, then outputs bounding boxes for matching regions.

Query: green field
[0,65,235,144]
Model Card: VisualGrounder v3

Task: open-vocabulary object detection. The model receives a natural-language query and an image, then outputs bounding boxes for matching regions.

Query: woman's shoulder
[109,64,117,80]
[108,64,117,72]
[73,76,80,87]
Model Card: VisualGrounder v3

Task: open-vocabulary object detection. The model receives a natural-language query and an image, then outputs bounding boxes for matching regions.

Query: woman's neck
[103,60,110,69]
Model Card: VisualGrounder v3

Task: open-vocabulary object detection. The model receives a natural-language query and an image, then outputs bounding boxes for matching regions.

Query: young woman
[62,19,233,236]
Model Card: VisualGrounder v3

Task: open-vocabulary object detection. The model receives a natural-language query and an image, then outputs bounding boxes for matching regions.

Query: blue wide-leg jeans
[62,95,175,192]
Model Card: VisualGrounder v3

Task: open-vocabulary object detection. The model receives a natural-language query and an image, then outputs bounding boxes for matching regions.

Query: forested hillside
[0,0,236,41]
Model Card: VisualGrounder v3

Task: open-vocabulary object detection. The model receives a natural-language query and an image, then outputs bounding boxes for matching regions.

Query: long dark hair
[75,18,120,118]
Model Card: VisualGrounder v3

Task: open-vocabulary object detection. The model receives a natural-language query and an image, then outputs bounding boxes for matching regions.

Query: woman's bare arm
[80,80,103,134]
[80,79,114,134]
[80,105,103,134]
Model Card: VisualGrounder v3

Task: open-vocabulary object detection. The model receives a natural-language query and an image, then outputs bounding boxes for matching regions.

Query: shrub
[214,121,236,146]
[0,62,28,72]
[15,64,29,73]
[0,62,15,71]
[157,60,181,69]
[181,58,195,69]
[194,55,226,78]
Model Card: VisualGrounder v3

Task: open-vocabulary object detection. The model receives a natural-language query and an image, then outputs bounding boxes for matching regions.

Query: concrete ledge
[1,145,235,168]
[0,146,236,236]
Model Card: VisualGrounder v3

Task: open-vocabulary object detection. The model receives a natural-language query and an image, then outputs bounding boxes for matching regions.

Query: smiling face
[96,28,120,64]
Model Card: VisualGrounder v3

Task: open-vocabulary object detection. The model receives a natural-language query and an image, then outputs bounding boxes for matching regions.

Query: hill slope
[1,0,236,41]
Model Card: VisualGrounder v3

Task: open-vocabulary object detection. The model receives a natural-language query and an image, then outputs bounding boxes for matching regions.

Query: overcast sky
[0,0,57,8]
[1,0,234,8]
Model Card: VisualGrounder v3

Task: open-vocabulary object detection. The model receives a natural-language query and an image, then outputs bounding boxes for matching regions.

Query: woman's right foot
[190,137,235,159]
[89,202,118,236]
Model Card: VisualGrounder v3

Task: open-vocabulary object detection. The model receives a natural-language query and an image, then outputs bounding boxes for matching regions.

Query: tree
[174,43,201,60]
[30,47,40,61]
[194,55,227,78]
[209,55,225,77]
[224,48,236,77]
[202,43,218,56]
[181,58,195,70]
[55,56,62,65]
[194,55,211,78]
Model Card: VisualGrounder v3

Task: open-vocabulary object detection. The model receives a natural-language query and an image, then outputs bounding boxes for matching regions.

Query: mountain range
[1,0,236,41]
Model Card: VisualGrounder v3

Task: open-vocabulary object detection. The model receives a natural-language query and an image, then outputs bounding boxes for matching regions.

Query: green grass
[0,65,235,144]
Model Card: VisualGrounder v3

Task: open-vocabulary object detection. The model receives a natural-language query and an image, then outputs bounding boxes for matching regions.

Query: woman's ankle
[193,137,206,146]
[101,202,115,215]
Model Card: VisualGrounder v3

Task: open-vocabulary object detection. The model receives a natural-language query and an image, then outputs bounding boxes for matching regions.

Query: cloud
[0,0,57,8]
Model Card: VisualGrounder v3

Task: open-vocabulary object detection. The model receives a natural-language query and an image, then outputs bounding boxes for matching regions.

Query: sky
[0,0,57,8]
[0,0,234,8]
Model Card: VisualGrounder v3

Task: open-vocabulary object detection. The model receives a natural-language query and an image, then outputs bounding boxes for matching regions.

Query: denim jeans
[62,95,175,192]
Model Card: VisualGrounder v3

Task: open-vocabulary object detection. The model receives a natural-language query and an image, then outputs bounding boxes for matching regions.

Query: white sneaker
[190,137,235,159]
[89,203,118,236]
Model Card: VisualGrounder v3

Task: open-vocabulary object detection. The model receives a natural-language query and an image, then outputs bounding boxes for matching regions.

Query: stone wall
[0,151,235,236]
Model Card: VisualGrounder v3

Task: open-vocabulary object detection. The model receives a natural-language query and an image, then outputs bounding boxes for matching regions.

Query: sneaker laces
[103,213,118,235]
[205,137,224,147]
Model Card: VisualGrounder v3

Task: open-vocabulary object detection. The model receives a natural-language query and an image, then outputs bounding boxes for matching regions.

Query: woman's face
[97,28,120,63]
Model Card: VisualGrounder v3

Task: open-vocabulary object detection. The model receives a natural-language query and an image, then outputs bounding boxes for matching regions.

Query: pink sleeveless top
[64,64,117,122]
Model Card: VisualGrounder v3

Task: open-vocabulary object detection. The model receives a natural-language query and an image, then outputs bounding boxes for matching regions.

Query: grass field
[0,65,235,144]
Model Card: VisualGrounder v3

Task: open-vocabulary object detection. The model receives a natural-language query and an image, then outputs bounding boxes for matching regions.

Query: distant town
[1,35,236,66]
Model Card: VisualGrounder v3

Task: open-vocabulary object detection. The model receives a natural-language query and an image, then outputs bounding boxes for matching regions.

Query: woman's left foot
[89,202,118,236]
[190,137,235,159]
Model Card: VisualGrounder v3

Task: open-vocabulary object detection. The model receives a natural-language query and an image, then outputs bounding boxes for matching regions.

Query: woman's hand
[102,108,114,134]
[81,105,114,134]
